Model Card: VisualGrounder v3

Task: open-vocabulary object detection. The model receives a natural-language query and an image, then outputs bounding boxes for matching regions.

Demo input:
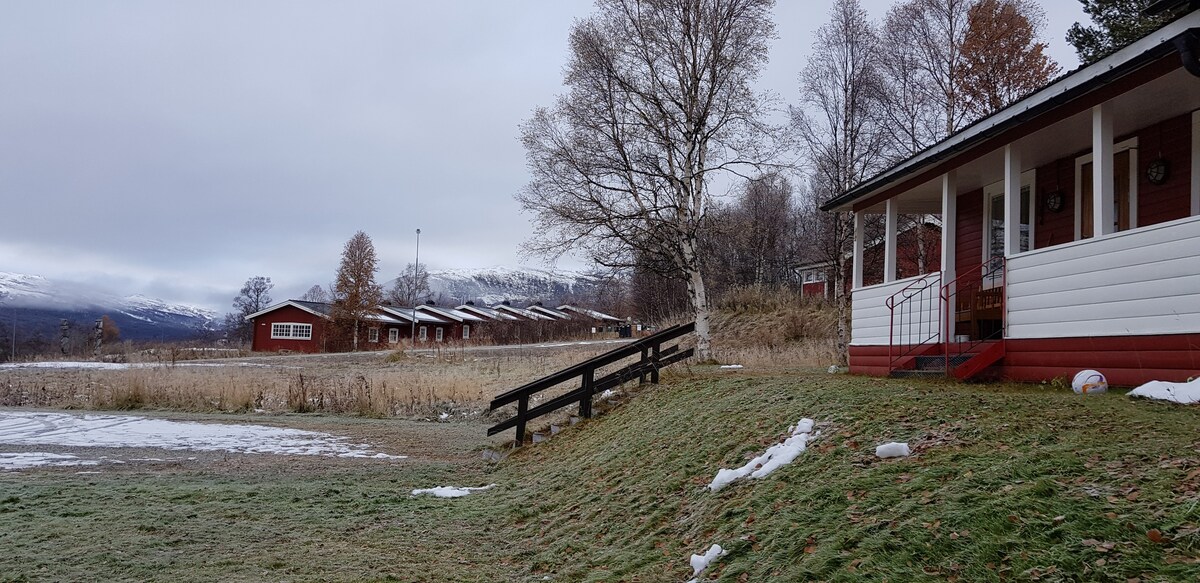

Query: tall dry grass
[0,345,626,418]
[708,285,840,368]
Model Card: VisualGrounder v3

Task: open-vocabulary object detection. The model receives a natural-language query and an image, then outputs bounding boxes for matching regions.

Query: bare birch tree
[299,285,329,303]
[793,0,889,362]
[518,0,781,358]
[331,231,382,351]
[388,262,431,306]
[884,0,974,140]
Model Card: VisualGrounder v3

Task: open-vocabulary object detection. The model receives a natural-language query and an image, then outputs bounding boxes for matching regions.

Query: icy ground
[0,411,404,469]
[0,361,291,370]
[410,484,496,498]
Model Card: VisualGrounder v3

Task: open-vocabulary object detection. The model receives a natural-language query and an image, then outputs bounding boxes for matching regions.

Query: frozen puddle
[0,411,405,468]
[0,452,100,470]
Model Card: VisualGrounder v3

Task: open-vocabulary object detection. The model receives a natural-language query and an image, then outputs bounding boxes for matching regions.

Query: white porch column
[852,210,865,289]
[884,199,899,283]
[941,171,957,339]
[1191,110,1200,216]
[1093,103,1115,236]
[1004,144,1022,256]
[941,172,958,281]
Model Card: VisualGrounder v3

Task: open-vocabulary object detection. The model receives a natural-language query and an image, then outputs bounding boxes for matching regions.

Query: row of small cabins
[245,300,625,353]
[825,7,1200,386]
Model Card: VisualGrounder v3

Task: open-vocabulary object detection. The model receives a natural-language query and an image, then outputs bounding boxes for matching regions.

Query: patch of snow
[600,389,617,399]
[438,412,450,420]
[0,361,294,371]
[719,364,743,370]
[688,543,726,578]
[875,442,911,458]
[0,452,100,470]
[708,418,815,492]
[1128,377,1200,404]
[0,411,406,459]
[411,484,496,498]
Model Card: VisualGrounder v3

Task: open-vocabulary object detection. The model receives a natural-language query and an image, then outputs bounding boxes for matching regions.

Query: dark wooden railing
[487,322,696,445]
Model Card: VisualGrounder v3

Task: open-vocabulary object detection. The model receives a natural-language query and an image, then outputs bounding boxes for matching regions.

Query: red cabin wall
[251,306,329,353]
[1135,113,1192,227]
[1034,159,1076,249]
[955,188,984,275]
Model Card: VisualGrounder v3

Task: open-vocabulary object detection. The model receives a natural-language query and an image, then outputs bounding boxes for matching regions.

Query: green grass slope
[493,369,1200,582]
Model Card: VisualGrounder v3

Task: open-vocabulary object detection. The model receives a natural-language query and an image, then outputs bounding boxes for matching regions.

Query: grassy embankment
[3,369,1198,582]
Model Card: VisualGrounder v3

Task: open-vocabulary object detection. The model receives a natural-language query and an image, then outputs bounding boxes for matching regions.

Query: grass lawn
[2,370,1199,582]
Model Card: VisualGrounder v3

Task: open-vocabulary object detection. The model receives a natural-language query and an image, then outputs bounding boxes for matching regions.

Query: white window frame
[418,326,427,341]
[368,327,379,343]
[435,327,444,342]
[982,170,1035,288]
[1075,137,1138,239]
[462,324,470,340]
[270,322,313,340]
[388,328,399,343]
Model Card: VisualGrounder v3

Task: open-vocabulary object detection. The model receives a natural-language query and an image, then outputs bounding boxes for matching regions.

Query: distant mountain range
[0,272,217,342]
[389,266,608,307]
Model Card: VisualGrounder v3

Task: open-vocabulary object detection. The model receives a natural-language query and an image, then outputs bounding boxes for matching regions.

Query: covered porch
[829,13,1200,384]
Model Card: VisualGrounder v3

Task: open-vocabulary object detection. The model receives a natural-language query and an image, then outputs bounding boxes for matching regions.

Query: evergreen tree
[1066,0,1170,64]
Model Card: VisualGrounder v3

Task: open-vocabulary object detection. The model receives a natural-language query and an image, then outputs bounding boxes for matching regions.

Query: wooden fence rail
[487,322,696,445]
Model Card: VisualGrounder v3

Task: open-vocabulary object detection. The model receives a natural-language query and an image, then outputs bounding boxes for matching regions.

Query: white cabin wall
[850,273,942,346]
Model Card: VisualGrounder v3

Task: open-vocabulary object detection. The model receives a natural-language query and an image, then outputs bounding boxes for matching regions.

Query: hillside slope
[490,370,1200,581]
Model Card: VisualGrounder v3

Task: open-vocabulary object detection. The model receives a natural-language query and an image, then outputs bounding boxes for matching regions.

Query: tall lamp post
[410,228,421,346]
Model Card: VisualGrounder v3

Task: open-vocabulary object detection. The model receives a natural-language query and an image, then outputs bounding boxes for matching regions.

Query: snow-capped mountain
[0,272,217,341]
[387,266,608,306]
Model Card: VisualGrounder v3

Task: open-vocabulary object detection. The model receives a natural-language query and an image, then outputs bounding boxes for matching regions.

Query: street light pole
[410,228,421,346]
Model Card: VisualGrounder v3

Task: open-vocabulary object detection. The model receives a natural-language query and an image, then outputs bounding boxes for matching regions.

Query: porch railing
[941,255,1006,370]
[886,273,942,370]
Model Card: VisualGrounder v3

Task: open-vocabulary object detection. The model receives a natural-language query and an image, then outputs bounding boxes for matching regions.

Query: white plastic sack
[1072,369,1108,394]
[875,442,910,458]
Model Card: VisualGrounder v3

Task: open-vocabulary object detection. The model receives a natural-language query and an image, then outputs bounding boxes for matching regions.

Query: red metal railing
[886,273,942,370]
[941,255,1006,372]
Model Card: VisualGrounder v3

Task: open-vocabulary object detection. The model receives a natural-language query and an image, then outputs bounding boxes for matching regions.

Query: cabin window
[270,322,313,340]
[419,326,427,341]
[368,328,379,343]
[1076,139,1138,239]
[388,328,399,343]
[436,327,444,342]
[462,324,470,340]
[983,171,1034,287]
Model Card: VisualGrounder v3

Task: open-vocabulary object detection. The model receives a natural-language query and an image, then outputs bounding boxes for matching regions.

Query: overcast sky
[0,1,1087,313]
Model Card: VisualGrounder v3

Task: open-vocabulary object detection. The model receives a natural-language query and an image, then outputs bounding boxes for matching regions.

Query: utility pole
[410,228,421,347]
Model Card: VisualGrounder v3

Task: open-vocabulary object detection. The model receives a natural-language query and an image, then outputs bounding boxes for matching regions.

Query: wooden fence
[487,322,696,445]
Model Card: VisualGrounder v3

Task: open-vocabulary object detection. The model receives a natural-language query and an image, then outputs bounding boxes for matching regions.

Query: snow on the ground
[0,411,405,459]
[687,543,727,580]
[0,452,100,470]
[719,364,743,370]
[1128,377,1200,404]
[0,361,290,370]
[411,484,496,498]
[708,418,815,492]
[600,389,618,399]
[875,442,911,458]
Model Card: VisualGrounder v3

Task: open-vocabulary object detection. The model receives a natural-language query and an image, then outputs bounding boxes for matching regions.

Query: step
[890,368,947,378]
[912,354,975,371]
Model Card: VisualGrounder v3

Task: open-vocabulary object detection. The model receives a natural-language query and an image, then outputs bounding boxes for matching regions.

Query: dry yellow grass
[0,345,625,417]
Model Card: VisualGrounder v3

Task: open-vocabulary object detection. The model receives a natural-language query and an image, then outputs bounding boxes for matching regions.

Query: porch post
[852,210,865,289]
[941,171,957,339]
[884,199,898,283]
[1004,144,1022,256]
[1093,103,1116,236]
[1192,110,1200,216]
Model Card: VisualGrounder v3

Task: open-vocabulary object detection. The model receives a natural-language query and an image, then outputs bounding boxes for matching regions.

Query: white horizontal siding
[1006,215,1200,339]
[851,273,942,346]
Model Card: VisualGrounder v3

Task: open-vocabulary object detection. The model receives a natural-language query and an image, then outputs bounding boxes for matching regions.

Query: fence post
[515,395,528,446]
[638,348,648,384]
[651,343,661,384]
[579,366,594,418]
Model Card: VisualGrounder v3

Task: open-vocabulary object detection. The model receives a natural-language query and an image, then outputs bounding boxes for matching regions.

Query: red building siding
[1034,158,1076,249]
[1136,113,1192,227]
[251,305,329,353]
[996,333,1200,387]
[955,188,984,275]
